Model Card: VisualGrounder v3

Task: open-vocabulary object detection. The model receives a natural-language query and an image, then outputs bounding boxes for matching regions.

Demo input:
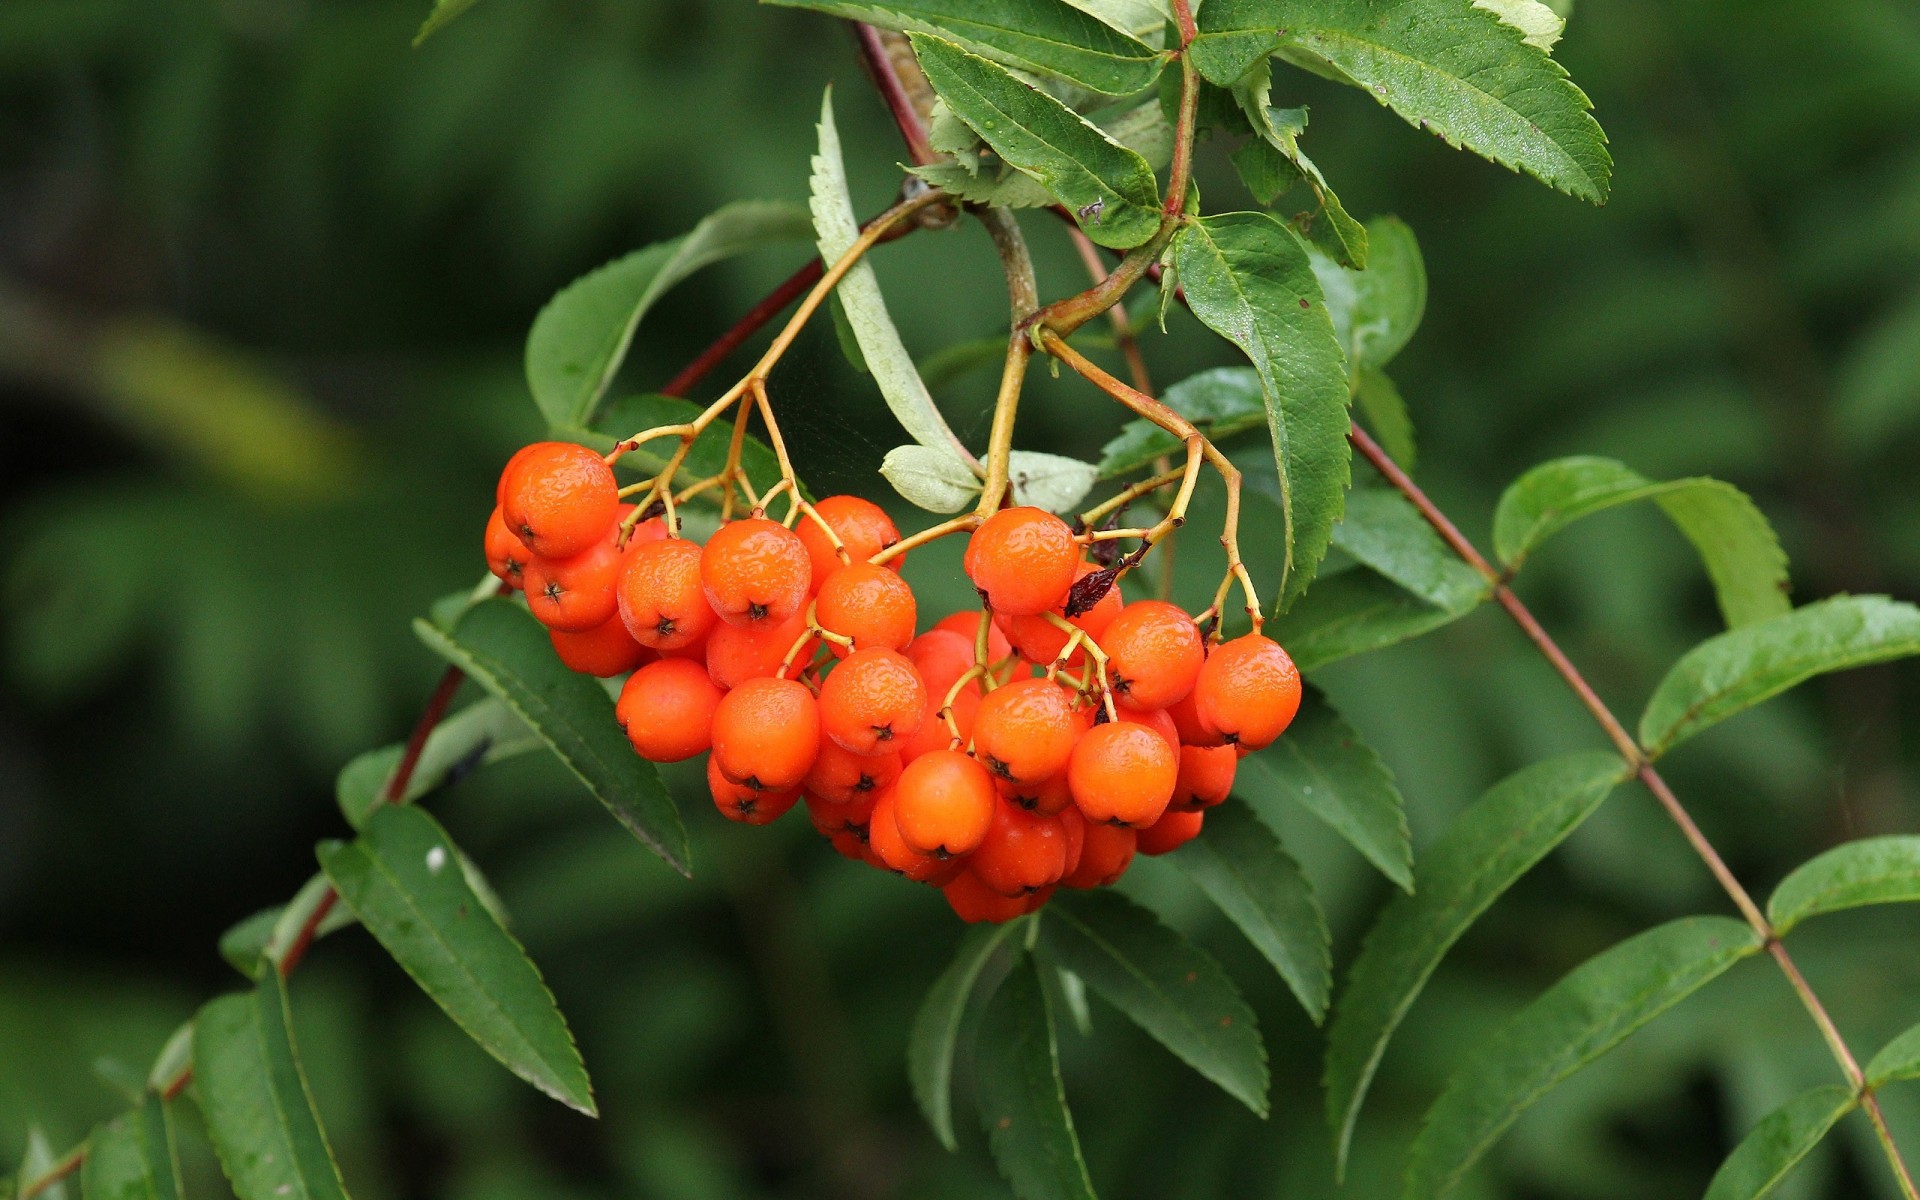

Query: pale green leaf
[911,924,1021,1151]
[319,805,595,1114]
[1472,0,1563,50]
[1266,565,1479,672]
[1766,835,1920,936]
[1325,751,1627,1171]
[146,1023,194,1096]
[881,444,982,513]
[1703,1084,1856,1200]
[1307,216,1427,375]
[1064,0,1170,42]
[1639,595,1920,759]
[975,953,1098,1200]
[1172,212,1351,610]
[1405,916,1763,1199]
[412,0,480,45]
[1042,890,1269,1114]
[15,1129,66,1200]
[1096,366,1268,479]
[1008,451,1100,512]
[80,1096,183,1200]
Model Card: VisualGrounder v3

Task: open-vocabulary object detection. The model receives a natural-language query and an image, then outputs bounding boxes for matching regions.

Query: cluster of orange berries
[484,441,1302,923]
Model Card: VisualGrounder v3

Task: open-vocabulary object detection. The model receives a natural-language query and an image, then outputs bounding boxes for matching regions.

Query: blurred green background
[5,0,1920,1196]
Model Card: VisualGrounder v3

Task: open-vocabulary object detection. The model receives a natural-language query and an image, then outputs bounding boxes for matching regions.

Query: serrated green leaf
[15,1129,66,1200]
[1308,216,1427,376]
[1172,213,1351,610]
[80,1096,182,1200]
[1324,751,1627,1172]
[1866,1022,1920,1088]
[319,805,594,1114]
[415,598,690,875]
[1041,890,1269,1114]
[1492,456,1790,630]
[881,444,982,513]
[913,100,1172,210]
[1065,0,1170,42]
[1354,367,1416,468]
[193,975,351,1200]
[1096,367,1269,479]
[524,200,813,429]
[975,953,1098,1200]
[1231,64,1368,268]
[770,0,1165,94]
[1266,565,1480,672]
[412,0,480,45]
[910,923,1021,1151]
[913,35,1163,249]
[1008,451,1099,513]
[1404,916,1763,1199]
[337,698,537,828]
[1172,797,1332,1022]
[1766,836,1920,936]
[1472,0,1563,50]
[1703,1084,1856,1200]
[1328,487,1486,611]
[1193,0,1611,203]
[812,90,974,473]
[1238,689,1413,891]
[1639,595,1920,759]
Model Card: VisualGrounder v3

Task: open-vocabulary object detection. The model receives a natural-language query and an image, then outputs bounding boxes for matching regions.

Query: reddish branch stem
[852,23,938,166]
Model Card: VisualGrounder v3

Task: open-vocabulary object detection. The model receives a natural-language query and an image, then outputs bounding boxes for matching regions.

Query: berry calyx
[701,517,811,629]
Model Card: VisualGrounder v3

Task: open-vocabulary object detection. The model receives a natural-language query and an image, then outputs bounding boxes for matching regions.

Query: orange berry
[907,629,978,696]
[701,517,811,629]
[943,869,1033,923]
[1132,706,1181,756]
[1058,804,1086,879]
[1103,601,1205,711]
[524,537,623,632]
[1194,634,1302,750]
[869,788,953,882]
[499,441,618,560]
[805,742,903,807]
[963,507,1079,617]
[996,772,1072,817]
[710,676,820,791]
[706,609,813,690]
[971,678,1079,785]
[805,786,879,838]
[1136,808,1205,856]
[1062,821,1135,888]
[900,686,975,763]
[618,538,718,651]
[893,749,996,856]
[1170,743,1236,811]
[495,443,543,505]
[998,561,1122,669]
[549,612,650,677]
[484,505,530,589]
[615,658,723,762]
[828,826,882,866]
[1068,721,1177,828]
[970,799,1074,896]
[934,611,1012,661]
[818,648,926,756]
[798,495,903,588]
[815,564,917,653]
[1167,688,1225,748]
[707,755,799,825]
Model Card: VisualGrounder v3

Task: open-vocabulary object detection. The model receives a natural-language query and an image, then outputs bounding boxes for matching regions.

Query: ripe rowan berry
[701,517,811,629]
[971,678,1079,784]
[970,799,1073,897]
[618,538,718,651]
[798,495,903,588]
[499,441,619,560]
[1167,687,1226,748]
[1058,804,1086,879]
[906,629,978,697]
[1170,743,1236,812]
[893,748,996,856]
[996,772,1072,817]
[710,676,820,792]
[818,648,926,756]
[1136,808,1205,856]
[868,788,953,883]
[496,443,543,505]
[804,787,879,838]
[523,536,624,632]
[615,658,724,762]
[707,755,800,825]
[1068,721,1177,828]
[1103,600,1205,711]
[934,611,1013,661]
[815,564,917,653]
[1061,821,1135,888]
[484,505,530,588]
[942,869,1033,924]
[549,612,649,677]
[805,742,902,807]
[963,507,1079,617]
[828,826,882,866]
[998,561,1122,668]
[706,609,812,690]
[899,685,975,763]
[1194,634,1302,750]
[1130,705,1182,756]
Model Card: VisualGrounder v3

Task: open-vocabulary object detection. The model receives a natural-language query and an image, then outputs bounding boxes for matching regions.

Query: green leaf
[1866,1021,1920,1088]
[193,974,351,1200]
[1702,1084,1856,1200]
[220,876,358,979]
[811,90,973,474]
[1638,595,1920,759]
[1265,565,1479,672]
[1008,451,1099,513]
[1231,65,1368,268]
[1328,487,1486,611]
[1172,797,1332,1022]
[912,35,1163,249]
[1766,835,1920,936]
[1041,890,1269,1114]
[771,0,1165,94]
[1353,368,1416,468]
[1308,216,1428,376]
[15,1129,66,1200]
[1193,0,1611,203]
[913,100,1172,209]
[1491,456,1790,630]
[1237,688,1413,891]
[337,698,537,828]
[80,1096,182,1200]
[147,1023,194,1096]
[974,953,1099,1200]
[415,598,690,875]
[412,0,481,45]
[1097,367,1269,479]
[318,805,595,1114]
[910,923,1021,1151]
[1324,751,1627,1171]
[1404,916,1763,1199]
[1172,212,1351,610]
[881,444,983,513]
[1472,0,1564,50]
[1065,0,1171,42]
[524,200,813,429]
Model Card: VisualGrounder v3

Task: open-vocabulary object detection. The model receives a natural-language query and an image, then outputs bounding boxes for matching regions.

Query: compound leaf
[975,954,1099,1200]
[1702,1084,1856,1200]
[910,923,1021,1151]
[80,1096,182,1200]
[1767,835,1920,936]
